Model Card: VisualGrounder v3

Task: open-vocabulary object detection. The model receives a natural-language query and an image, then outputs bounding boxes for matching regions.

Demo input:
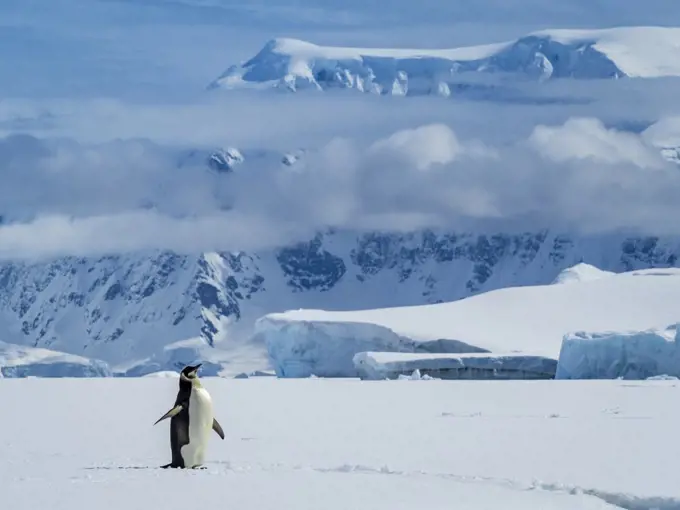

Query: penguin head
[180,363,202,383]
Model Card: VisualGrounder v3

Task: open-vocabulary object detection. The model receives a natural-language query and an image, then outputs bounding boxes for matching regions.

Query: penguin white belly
[181,387,214,468]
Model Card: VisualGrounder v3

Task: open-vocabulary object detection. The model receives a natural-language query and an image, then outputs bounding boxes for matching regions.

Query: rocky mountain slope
[1,227,679,376]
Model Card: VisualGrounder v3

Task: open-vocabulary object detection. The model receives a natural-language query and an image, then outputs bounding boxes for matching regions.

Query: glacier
[0,340,111,378]
[556,324,680,380]
[259,267,680,378]
[353,351,558,380]
[208,27,680,96]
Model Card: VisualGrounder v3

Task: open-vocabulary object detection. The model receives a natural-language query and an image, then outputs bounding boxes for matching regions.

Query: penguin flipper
[153,404,185,425]
[212,418,225,440]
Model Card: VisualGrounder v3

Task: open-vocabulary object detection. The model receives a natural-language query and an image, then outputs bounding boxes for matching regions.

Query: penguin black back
[168,374,192,468]
[154,364,202,468]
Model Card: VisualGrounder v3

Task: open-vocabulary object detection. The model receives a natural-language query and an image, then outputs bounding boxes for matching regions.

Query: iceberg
[354,352,557,380]
[556,324,680,379]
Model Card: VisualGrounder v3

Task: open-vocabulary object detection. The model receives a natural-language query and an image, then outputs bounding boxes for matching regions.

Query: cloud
[528,117,666,168]
[5,74,680,150]
[0,211,315,262]
[368,123,468,170]
[1,117,680,261]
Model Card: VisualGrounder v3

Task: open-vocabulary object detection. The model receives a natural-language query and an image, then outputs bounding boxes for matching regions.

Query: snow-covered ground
[2,377,679,509]
[261,267,680,378]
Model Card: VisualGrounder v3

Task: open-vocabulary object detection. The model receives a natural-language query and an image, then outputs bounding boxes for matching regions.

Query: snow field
[2,377,680,509]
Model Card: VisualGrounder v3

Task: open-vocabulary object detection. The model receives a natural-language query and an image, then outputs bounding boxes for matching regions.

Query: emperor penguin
[153,363,225,469]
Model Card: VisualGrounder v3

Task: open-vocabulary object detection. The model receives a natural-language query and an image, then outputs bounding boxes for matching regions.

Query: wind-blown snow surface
[260,268,680,377]
[208,27,680,94]
[2,377,680,509]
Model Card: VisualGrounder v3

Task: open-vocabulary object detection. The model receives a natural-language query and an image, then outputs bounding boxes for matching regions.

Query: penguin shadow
[84,466,161,470]
[84,464,210,470]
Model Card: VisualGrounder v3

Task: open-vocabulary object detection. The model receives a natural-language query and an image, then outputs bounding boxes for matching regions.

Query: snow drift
[354,351,557,380]
[556,324,680,379]
[259,267,680,378]
[0,341,111,378]
[208,27,680,94]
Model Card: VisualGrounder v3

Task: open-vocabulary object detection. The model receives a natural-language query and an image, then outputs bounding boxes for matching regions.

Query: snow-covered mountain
[2,228,680,377]
[207,27,680,95]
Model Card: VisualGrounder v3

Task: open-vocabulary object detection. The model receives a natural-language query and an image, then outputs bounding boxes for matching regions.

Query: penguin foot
[160,463,184,469]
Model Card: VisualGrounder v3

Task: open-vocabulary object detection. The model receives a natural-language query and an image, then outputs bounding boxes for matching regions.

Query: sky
[2,0,680,260]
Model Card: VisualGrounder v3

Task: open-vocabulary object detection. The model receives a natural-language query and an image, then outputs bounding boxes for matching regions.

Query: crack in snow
[534,482,680,510]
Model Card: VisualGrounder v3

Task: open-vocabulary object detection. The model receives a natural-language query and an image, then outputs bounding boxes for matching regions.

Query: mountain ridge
[208,27,680,95]
[1,229,679,376]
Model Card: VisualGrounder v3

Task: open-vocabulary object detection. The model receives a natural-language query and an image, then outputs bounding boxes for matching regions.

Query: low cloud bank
[0,117,678,261]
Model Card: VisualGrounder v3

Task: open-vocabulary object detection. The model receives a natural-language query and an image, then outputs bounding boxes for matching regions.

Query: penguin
[153,363,225,469]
